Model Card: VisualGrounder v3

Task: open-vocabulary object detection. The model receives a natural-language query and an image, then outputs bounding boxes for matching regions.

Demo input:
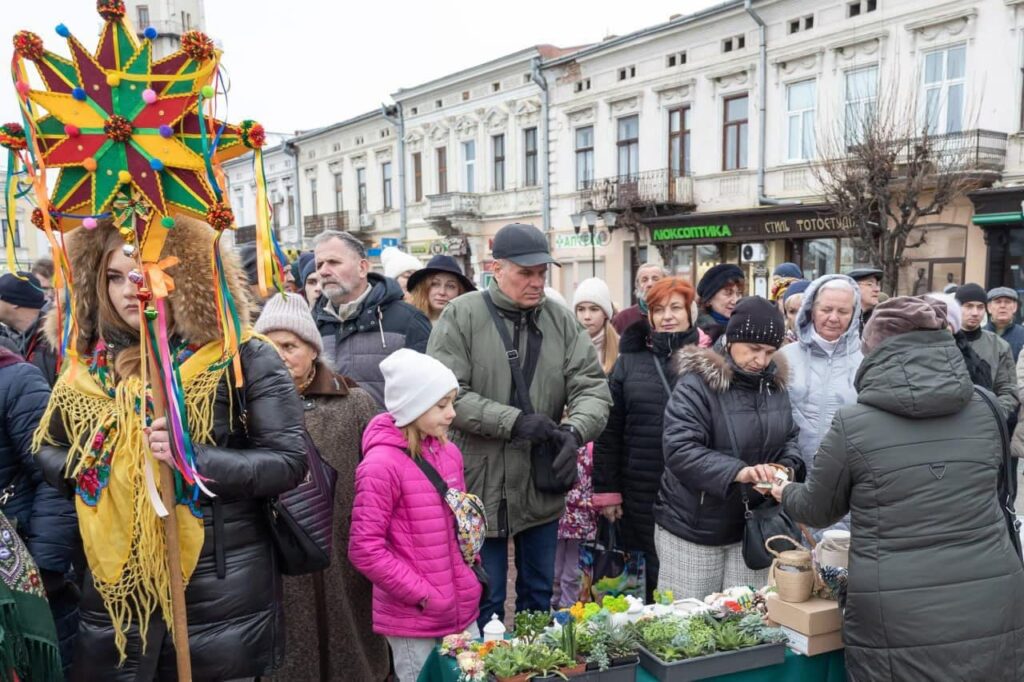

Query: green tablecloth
[419,646,845,682]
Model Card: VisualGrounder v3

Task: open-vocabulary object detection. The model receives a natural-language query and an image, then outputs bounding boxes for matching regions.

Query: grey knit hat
[255,292,323,354]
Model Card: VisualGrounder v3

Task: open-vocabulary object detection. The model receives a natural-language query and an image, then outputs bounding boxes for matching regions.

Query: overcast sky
[3,0,723,135]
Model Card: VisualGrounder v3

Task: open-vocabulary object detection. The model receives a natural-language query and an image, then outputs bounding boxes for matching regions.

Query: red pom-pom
[104,115,133,143]
[0,123,27,151]
[13,31,44,62]
[30,207,58,229]
[180,30,215,62]
[206,202,234,231]
[96,0,126,20]
[241,120,266,149]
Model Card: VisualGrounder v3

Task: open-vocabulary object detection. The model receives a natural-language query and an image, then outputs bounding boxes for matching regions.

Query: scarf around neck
[32,336,244,661]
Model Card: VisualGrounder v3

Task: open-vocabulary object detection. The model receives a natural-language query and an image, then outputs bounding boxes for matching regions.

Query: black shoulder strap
[973,386,1023,561]
[651,354,673,396]
[482,291,535,414]
[413,454,449,498]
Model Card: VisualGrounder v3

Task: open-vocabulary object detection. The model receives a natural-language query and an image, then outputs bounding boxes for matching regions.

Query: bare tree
[811,80,987,294]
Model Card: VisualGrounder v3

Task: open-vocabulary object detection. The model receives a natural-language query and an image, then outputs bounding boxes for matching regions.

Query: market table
[418,646,845,682]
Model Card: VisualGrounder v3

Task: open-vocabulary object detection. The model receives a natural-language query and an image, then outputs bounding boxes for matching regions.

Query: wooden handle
[159,463,192,681]
[764,534,800,557]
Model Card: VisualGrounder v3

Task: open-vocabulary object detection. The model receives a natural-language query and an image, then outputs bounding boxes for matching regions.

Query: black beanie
[697,263,745,303]
[955,283,987,306]
[726,296,786,348]
[0,272,44,309]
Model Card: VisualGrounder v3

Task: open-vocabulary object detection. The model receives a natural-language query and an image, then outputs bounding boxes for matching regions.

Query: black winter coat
[655,347,805,546]
[313,273,431,406]
[39,338,307,681]
[594,321,701,597]
[0,351,78,670]
[783,330,1024,681]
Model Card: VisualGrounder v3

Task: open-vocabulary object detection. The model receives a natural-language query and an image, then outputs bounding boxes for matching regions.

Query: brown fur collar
[45,216,252,354]
[304,362,359,397]
[671,345,789,393]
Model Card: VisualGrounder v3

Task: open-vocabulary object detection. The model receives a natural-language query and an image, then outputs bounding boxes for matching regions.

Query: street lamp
[573,210,599,277]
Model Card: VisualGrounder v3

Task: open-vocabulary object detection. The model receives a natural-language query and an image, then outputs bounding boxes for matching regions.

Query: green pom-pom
[200,85,214,98]
[161,216,175,229]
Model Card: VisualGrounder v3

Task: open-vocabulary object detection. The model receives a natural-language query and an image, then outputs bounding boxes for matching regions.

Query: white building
[124,0,205,59]
[0,160,50,275]
[220,136,298,250]
[543,0,1020,305]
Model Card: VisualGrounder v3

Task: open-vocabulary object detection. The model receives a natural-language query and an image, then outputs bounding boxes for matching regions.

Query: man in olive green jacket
[428,223,611,627]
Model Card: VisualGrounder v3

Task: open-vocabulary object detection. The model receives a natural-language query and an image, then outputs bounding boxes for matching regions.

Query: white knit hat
[381,247,422,280]
[572,277,614,320]
[380,349,459,427]
[255,292,323,354]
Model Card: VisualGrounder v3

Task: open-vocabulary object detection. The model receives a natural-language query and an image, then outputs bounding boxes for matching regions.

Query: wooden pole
[147,347,193,681]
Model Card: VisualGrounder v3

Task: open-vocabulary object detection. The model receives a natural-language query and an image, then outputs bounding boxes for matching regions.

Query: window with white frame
[845,65,878,145]
[462,140,476,193]
[356,168,367,215]
[617,115,640,180]
[575,126,594,190]
[923,44,966,135]
[786,80,816,161]
[492,134,505,191]
[382,162,393,211]
[524,128,538,187]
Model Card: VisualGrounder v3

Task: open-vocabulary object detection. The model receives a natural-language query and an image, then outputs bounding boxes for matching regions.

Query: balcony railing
[574,169,693,215]
[303,211,350,239]
[426,193,480,220]
[922,129,1007,173]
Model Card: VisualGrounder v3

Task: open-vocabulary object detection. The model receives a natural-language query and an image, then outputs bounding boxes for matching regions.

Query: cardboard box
[782,627,844,656]
[766,595,842,635]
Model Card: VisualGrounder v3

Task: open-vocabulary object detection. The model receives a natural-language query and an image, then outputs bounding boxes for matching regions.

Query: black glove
[551,426,581,488]
[512,413,558,444]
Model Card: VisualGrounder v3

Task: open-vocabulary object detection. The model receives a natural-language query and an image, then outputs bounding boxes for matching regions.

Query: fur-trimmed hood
[46,216,252,355]
[670,345,789,394]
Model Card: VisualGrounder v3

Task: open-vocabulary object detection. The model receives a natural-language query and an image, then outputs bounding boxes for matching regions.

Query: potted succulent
[631,612,787,681]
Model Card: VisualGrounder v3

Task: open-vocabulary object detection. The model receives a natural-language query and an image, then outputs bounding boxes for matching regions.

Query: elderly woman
[695,264,745,343]
[255,293,389,682]
[594,277,707,600]
[774,296,1024,682]
[407,255,475,324]
[654,297,805,598]
[779,275,863,474]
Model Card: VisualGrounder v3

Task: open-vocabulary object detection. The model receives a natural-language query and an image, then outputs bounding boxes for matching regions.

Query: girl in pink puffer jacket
[349,349,482,682]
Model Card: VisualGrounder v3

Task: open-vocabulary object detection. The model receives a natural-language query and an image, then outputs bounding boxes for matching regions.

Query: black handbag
[714,392,801,570]
[481,291,572,495]
[235,381,339,576]
[267,428,339,575]
[973,387,1023,562]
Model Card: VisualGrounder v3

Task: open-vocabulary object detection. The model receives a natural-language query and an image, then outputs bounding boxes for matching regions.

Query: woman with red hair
[593,277,709,600]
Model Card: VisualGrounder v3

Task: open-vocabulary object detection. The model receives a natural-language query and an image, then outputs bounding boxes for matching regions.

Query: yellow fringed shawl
[31,340,234,660]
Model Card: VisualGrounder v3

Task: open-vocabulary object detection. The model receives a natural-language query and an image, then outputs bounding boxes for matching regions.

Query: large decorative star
[12,4,252,242]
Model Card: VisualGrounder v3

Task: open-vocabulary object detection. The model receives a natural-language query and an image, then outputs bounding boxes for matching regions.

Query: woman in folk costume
[33,217,307,680]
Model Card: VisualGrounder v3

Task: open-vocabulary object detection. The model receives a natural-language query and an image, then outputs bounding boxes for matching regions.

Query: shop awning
[972,212,1024,226]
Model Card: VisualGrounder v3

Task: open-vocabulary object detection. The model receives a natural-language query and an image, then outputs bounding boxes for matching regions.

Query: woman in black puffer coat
[35,218,306,681]
[594,278,707,601]
[0,349,78,674]
[654,297,805,599]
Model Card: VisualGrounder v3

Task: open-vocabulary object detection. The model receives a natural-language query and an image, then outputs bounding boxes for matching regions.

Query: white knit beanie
[572,277,614,320]
[381,247,422,280]
[381,349,460,427]
[255,292,323,354]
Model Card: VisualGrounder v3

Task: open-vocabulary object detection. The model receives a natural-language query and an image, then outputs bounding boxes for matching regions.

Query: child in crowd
[349,349,483,682]
[552,443,597,608]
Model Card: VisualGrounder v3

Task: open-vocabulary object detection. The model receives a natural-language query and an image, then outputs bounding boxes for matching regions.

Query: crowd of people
[0,219,1022,681]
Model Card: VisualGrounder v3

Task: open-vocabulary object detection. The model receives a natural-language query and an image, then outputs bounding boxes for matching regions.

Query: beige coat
[273,366,389,682]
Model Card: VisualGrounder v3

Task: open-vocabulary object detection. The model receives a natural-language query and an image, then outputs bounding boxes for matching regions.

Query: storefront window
[697,244,724,284]
[801,238,837,280]
[671,245,694,283]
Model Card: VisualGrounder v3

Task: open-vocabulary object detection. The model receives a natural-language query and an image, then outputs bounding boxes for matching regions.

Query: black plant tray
[638,643,785,681]
[578,656,640,681]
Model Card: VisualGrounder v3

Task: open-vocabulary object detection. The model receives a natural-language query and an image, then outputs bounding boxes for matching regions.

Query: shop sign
[408,243,431,256]
[648,206,850,243]
[430,236,469,256]
[555,230,610,249]
[651,225,732,241]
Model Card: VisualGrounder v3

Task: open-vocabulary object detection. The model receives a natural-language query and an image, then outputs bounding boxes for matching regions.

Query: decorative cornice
[771,48,825,81]
[565,103,596,125]
[654,79,696,104]
[905,8,978,50]
[606,92,642,117]
[704,63,755,92]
